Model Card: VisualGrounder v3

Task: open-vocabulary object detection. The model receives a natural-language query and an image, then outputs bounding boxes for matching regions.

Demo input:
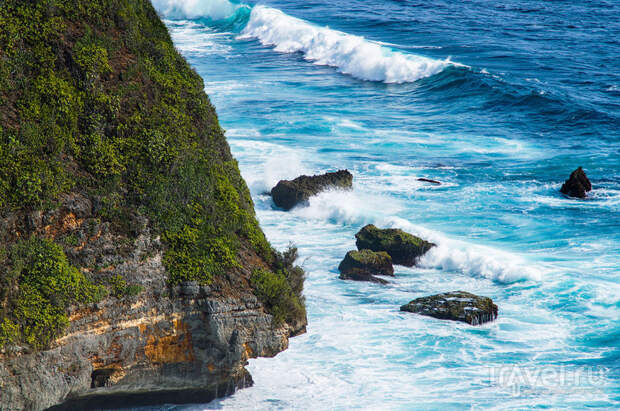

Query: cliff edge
[0,1,306,409]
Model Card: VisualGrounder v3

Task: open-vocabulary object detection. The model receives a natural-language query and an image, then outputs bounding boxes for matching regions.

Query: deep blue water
[149,0,619,408]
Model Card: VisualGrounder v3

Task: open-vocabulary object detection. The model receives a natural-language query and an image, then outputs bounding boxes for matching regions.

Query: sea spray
[239,5,451,83]
[291,189,403,225]
[265,181,543,283]
[228,139,313,195]
[155,0,453,83]
[152,0,241,20]
[382,217,544,283]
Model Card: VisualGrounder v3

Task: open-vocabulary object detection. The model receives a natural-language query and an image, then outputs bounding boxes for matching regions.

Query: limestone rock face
[355,224,435,267]
[338,250,394,284]
[271,170,353,210]
[560,167,592,198]
[400,291,498,325]
[0,196,305,410]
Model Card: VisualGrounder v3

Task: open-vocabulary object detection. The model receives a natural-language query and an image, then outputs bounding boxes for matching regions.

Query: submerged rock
[338,250,394,284]
[560,167,592,198]
[355,224,435,267]
[271,170,353,210]
[400,291,498,325]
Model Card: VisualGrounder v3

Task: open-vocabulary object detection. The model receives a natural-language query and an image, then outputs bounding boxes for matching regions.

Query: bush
[273,246,305,296]
[107,274,144,299]
[74,33,112,87]
[0,237,106,350]
[251,246,305,327]
[161,203,240,286]
[0,318,19,348]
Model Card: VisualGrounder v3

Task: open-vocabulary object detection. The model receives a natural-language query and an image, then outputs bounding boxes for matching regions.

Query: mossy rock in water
[271,170,353,210]
[338,249,394,284]
[560,167,592,198]
[400,291,498,325]
[355,224,434,267]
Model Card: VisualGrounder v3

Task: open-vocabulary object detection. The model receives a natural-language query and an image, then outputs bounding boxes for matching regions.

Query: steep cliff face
[0,1,306,410]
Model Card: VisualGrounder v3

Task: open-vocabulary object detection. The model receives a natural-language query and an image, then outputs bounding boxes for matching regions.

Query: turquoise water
[152,0,619,408]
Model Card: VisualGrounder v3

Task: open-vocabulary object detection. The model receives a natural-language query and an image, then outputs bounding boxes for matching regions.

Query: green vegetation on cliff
[0,0,304,350]
[0,0,270,279]
[251,247,305,326]
[0,237,105,350]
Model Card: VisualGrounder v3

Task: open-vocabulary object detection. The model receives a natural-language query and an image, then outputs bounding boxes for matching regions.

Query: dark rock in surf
[271,170,353,210]
[417,178,441,185]
[400,291,498,325]
[338,250,394,284]
[355,224,435,267]
[560,167,592,198]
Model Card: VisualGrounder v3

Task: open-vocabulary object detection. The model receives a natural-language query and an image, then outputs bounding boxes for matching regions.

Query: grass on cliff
[0,237,105,350]
[0,0,271,289]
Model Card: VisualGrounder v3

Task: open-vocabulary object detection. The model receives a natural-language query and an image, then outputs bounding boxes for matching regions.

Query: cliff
[0,1,306,409]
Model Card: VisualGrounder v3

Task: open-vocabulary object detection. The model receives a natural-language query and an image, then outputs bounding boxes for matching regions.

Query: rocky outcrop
[338,250,394,284]
[271,170,353,210]
[0,194,306,411]
[400,291,498,325]
[355,225,435,267]
[0,0,306,409]
[560,167,592,198]
[4,289,290,410]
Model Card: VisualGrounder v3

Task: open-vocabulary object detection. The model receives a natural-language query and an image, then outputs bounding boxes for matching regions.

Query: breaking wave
[154,0,452,83]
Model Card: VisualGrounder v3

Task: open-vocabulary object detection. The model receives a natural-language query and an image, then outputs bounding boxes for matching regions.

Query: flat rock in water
[560,167,592,198]
[338,249,394,284]
[271,170,353,210]
[355,224,435,267]
[417,178,441,185]
[400,291,498,325]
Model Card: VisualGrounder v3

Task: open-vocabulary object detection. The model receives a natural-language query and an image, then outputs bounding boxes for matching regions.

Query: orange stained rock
[143,319,194,364]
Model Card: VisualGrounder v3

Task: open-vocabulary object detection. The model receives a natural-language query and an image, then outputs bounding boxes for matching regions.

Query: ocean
[149,0,619,408]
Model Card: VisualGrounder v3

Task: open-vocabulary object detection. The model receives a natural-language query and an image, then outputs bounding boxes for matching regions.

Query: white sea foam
[154,0,454,83]
[164,20,232,56]
[291,189,403,225]
[528,187,620,211]
[265,176,542,283]
[152,0,241,20]
[263,155,310,192]
[335,119,365,130]
[382,217,544,283]
[239,6,451,83]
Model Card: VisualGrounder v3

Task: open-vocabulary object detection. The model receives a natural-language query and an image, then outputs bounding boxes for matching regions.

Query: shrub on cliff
[251,246,306,326]
[107,274,143,299]
[0,237,105,350]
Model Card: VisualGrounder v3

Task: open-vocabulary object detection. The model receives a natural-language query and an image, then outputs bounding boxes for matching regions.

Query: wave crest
[154,1,453,83]
[384,217,544,283]
[239,6,450,83]
[152,0,241,20]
